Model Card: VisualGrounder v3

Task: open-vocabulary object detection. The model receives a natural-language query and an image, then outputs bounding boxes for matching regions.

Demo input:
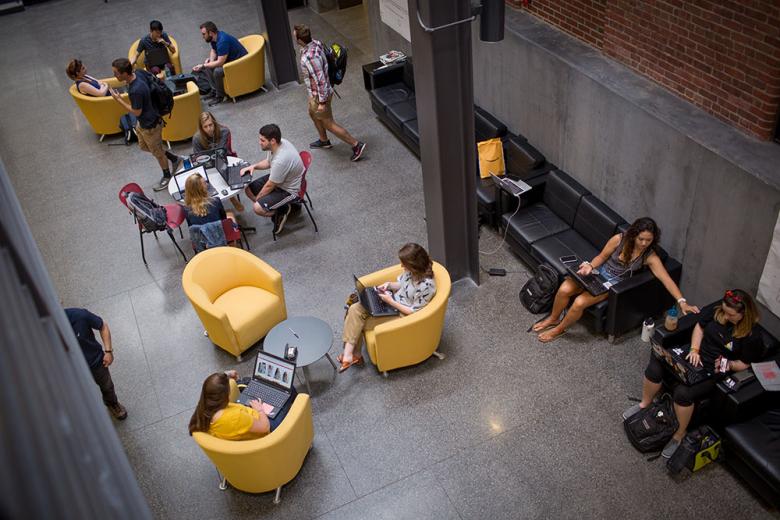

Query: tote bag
[477,138,505,179]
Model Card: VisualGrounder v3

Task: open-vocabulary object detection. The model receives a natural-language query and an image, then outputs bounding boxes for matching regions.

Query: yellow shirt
[209,403,264,441]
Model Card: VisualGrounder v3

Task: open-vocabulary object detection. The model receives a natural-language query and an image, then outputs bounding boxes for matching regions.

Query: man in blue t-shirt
[65,308,127,420]
[130,20,177,76]
[110,57,183,191]
[192,21,248,106]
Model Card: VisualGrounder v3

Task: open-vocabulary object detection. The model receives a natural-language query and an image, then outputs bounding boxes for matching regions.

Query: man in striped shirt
[294,24,366,162]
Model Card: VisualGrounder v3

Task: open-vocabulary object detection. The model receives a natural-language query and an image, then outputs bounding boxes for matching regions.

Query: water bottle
[183,157,192,169]
[664,306,679,331]
[641,318,654,342]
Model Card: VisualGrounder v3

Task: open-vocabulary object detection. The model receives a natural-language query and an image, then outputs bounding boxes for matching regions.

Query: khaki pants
[342,302,398,348]
[136,121,168,170]
[308,94,334,121]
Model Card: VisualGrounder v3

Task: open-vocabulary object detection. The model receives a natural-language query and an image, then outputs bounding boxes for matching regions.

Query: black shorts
[645,354,716,406]
[248,175,297,211]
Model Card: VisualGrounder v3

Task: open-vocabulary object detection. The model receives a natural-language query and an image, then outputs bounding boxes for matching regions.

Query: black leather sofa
[366,59,420,157]
[502,169,683,340]
[652,309,780,508]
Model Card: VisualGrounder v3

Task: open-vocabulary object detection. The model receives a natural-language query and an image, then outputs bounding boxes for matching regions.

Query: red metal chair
[118,183,187,264]
[221,218,249,250]
[272,151,318,241]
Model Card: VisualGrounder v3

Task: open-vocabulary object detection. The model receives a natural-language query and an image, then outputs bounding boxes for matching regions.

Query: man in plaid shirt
[294,24,366,162]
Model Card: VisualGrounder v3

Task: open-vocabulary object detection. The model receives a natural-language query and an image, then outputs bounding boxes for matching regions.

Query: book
[752,360,780,391]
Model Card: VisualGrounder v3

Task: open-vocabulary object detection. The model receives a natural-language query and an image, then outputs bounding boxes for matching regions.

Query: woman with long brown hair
[192,111,234,155]
[188,370,297,439]
[337,243,437,372]
[623,289,763,458]
[532,217,699,342]
[182,173,231,227]
[66,59,109,97]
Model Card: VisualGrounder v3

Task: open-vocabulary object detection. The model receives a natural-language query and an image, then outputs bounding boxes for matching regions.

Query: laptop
[189,147,226,170]
[236,351,296,419]
[560,255,609,296]
[144,46,170,69]
[215,149,251,190]
[651,342,712,385]
[353,275,399,317]
[170,165,216,202]
[489,173,532,198]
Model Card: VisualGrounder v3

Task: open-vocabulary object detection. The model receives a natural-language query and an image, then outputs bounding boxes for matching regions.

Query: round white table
[263,316,337,395]
[167,155,250,201]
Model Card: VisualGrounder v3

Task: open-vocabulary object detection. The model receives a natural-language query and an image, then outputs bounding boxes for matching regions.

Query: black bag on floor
[624,394,678,453]
[124,192,168,233]
[666,425,721,474]
[119,113,138,145]
[519,263,559,314]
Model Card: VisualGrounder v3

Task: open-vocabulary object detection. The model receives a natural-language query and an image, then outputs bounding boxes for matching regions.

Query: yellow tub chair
[162,81,201,147]
[357,261,451,375]
[192,392,314,503]
[128,36,182,74]
[69,77,128,141]
[223,34,267,102]
[182,248,287,361]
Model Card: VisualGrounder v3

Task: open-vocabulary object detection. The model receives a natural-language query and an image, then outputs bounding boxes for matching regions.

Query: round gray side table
[263,316,337,394]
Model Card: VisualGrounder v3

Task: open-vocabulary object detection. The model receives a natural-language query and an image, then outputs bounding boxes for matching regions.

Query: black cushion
[475,105,507,142]
[725,408,780,491]
[531,229,600,277]
[477,179,497,206]
[386,100,418,127]
[542,170,590,227]
[504,134,545,176]
[572,195,626,249]
[502,204,570,250]
[371,83,414,109]
[403,58,415,90]
[403,119,419,143]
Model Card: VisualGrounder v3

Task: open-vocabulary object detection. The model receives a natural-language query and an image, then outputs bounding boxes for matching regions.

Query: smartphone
[560,255,578,264]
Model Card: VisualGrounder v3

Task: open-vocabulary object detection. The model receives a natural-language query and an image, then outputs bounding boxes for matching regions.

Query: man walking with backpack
[110,57,181,191]
[293,24,366,162]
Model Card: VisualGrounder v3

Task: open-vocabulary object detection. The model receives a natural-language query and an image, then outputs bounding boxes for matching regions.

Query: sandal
[529,319,560,333]
[538,328,566,343]
[338,355,364,373]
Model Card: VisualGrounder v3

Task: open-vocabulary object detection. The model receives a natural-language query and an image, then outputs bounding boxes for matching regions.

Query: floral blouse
[392,271,436,311]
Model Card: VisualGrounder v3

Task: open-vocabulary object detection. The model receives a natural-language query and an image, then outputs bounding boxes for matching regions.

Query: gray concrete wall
[366,0,412,57]
[364,4,780,320]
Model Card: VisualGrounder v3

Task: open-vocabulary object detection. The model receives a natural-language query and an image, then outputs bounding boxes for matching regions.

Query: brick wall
[506,0,780,141]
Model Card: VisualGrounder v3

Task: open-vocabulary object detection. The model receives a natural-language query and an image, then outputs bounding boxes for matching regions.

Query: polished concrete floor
[1,1,777,519]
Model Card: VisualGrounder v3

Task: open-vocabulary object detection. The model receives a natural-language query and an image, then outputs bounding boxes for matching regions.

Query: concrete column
[408,0,479,284]
[255,0,301,87]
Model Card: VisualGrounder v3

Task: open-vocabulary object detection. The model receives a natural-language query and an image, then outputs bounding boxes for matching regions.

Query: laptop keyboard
[576,273,608,295]
[367,289,395,314]
[240,381,289,409]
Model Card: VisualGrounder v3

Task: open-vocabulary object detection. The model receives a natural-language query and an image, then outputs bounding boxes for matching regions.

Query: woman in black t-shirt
[623,289,762,459]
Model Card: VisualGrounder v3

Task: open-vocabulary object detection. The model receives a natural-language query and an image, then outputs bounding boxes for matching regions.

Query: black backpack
[519,264,559,314]
[138,69,174,117]
[325,43,348,86]
[124,192,168,233]
[623,394,678,453]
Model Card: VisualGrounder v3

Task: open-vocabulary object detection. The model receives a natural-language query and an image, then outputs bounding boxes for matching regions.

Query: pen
[289,327,300,339]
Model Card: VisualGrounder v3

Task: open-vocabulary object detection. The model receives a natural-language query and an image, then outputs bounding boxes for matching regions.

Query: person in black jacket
[623,289,763,459]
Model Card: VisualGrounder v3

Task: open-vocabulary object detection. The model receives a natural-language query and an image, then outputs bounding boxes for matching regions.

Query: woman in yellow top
[188,370,296,440]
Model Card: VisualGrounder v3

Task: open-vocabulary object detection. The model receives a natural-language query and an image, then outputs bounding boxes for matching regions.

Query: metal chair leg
[432,351,446,360]
[303,202,318,233]
[382,371,389,378]
[273,486,282,504]
[306,191,313,209]
[167,229,187,262]
[139,228,147,264]
[99,134,106,142]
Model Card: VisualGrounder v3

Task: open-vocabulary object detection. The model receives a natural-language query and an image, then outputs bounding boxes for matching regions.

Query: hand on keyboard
[248,399,264,412]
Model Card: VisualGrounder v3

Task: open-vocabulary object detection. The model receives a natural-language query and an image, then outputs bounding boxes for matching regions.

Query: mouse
[221,189,228,196]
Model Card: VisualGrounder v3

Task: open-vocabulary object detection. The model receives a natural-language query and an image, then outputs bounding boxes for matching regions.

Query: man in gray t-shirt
[242,124,305,234]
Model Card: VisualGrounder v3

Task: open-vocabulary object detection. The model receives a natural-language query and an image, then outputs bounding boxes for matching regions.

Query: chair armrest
[185,283,237,349]
[365,61,406,90]
[605,257,682,338]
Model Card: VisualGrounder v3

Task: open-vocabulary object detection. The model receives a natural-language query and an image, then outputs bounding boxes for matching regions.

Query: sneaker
[622,403,642,420]
[273,205,291,234]
[310,139,332,149]
[208,96,228,107]
[351,141,366,162]
[153,176,171,191]
[108,402,128,420]
[169,155,183,174]
[661,438,681,459]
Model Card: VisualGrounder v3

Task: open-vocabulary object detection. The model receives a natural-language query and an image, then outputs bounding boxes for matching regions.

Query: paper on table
[752,360,780,391]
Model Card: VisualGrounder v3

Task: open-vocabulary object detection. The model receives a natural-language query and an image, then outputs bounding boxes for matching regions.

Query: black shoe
[108,402,128,420]
[351,141,366,162]
[273,205,291,235]
[200,90,216,100]
[153,176,171,191]
[208,96,228,107]
[310,139,332,149]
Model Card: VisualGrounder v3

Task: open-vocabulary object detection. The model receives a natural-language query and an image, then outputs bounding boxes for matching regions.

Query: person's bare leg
[244,186,258,202]
[252,201,274,218]
[229,196,244,212]
[672,403,694,440]
[539,292,607,341]
[309,111,329,142]
[341,342,357,363]
[532,279,581,331]
[639,377,662,408]
[322,118,358,147]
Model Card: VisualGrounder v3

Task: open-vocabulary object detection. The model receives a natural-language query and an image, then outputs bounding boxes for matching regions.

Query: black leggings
[644,354,716,407]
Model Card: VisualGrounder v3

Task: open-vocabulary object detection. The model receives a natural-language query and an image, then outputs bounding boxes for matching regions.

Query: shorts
[248,174,297,211]
[135,121,164,153]
[308,95,333,121]
[644,354,717,406]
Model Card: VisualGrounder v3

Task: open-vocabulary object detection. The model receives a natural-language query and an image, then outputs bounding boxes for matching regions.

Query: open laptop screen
[254,352,295,390]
